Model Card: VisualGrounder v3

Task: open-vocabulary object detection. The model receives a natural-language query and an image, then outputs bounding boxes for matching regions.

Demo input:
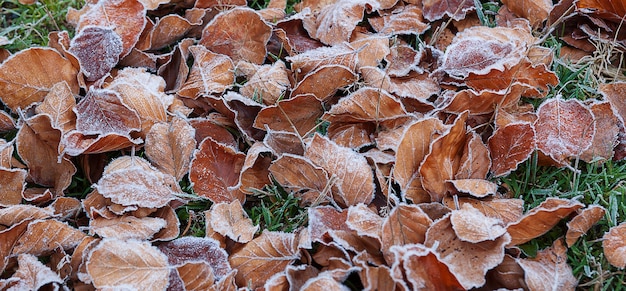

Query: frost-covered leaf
[70,26,123,81]
[0,168,26,207]
[229,231,300,289]
[566,205,605,247]
[517,239,577,290]
[158,236,232,279]
[89,216,166,240]
[178,45,234,99]
[12,219,86,256]
[74,88,141,136]
[488,122,536,177]
[210,201,259,243]
[86,239,169,290]
[145,117,196,180]
[603,222,626,268]
[450,204,507,243]
[10,254,64,290]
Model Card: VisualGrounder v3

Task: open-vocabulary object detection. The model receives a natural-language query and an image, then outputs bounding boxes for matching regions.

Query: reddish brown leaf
[517,239,577,290]
[76,0,147,58]
[369,5,429,35]
[239,142,272,193]
[305,134,375,206]
[312,0,366,45]
[148,14,194,50]
[502,0,553,27]
[0,205,54,226]
[229,231,300,289]
[176,261,216,290]
[254,93,324,136]
[200,7,272,64]
[9,254,64,290]
[603,222,626,268]
[393,118,446,203]
[287,43,358,77]
[381,204,432,263]
[390,244,464,291]
[422,0,475,21]
[360,67,440,101]
[291,65,358,102]
[190,138,246,203]
[178,45,235,99]
[566,205,606,247]
[465,60,558,98]
[420,111,469,202]
[488,122,536,177]
[0,168,26,207]
[534,98,595,165]
[507,198,584,246]
[425,213,510,289]
[70,26,123,81]
[324,87,407,123]
[35,82,77,134]
[269,154,329,204]
[0,111,15,133]
[209,201,259,243]
[456,132,491,180]
[145,117,196,181]
[12,220,86,256]
[86,239,169,290]
[239,60,291,105]
[61,131,142,156]
[0,48,79,112]
[74,88,141,136]
[580,101,620,163]
[349,34,390,68]
[443,84,527,115]
[447,179,498,198]
[346,204,383,241]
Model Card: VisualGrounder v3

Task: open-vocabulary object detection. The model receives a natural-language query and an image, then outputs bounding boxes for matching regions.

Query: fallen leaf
[239,142,272,193]
[200,7,272,64]
[69,26,123,81]
[157,236,232,279]
[0,168,27,207]
[239,60,291,105]
[324,87,407,123]
[35,82,77,134]
[176,261,216,290]
[381,203,432,263]
[189,137,246,204]
[291,65,358,102]
[9,254,64,290]
[502,0,553,27]
[178,45,235,99]
[580,101,620,163]
[74,87,141,136]
[313,0,366,45]
[305,134,375,207]
[534,98,595,165]
[287,44,358,77]
[89,216,166,240]
[254,93,324,136]
[86,239,169,290]
[229,231,300,289]
[346,203,383,240]
[369,5,429,35]
[301,273,347,290]
[422,0,475,21]
[210,201,259,243]
[447,179,497,198]
[517,239,577,290]
[507,197,584,246]
[12,219,86,256]
[390,244,464,291]
[566,205,606,247]
[0,48,79,112]
[488,122,536,177]
[145,117,196,181]
[450,203,507,243]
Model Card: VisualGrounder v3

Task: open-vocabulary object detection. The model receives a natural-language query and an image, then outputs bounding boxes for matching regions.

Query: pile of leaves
[1,0,626,289]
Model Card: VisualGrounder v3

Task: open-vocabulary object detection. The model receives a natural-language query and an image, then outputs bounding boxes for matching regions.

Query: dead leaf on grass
[210,201,259,243]
[566,205,606,247]
[517,239,578,290]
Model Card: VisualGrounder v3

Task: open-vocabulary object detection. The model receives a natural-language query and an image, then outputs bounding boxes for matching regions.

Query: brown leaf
[484,254,528,290]
[35,82,77,134]
[0,111,15,133]
[381,203,433,263]
[254,93,324,136]
[507,197,584,246]
[349,34,390,68]
[74,88,141,136]
[566,205,606,247]
[239,60,291,105]
[94,157,180,209]
[488,122,536,177]
[502,0,553,27]
[420,111,469,202]
[517,239,577,290]
[190,117,237,147]
[425,213,511,289]
[269,154,329,204]
[291,65,358,102]
[389,244,464,291]
[443,84,527,115]
[346,203,383,240]
[210,201,259,243]
[327,122,376,151]
[89,216,166,240]
[86,239,169,290]
[393,118,446,203]
[76,0,146,58]
[0,48,79,112]
[580,101,620,163]
[70,26,123,81]
[450,203,507,243]
[313,0,366,45]
[61,131,142,156]
[178,45,234,99]
[0,168,26,207]
[9,254,64,290]
[190,137,246,203]
[422,0,475,21]
[16,114,76,194]
[176,261,216,290]
[465,60,558,98]
[229,231,300,289]
[200,7,272,64]
[437,26,531,79]
[447,179,498,198]
[148,14,194,50]
[12,220,86,256]
[106,67,172,136]
[0,221,29,274]
[0,205,54,227]
[305,134,375,207]
[603,222,626,268]
[157,236,232,279]
[301,273,346,290]
[224,92,266,141]
[455,132,491,180]
[239,142,272,193]
[534,98,595,165]
[145,117,196,181]
[369,5,429,35]
[324,87,407,123]
[287,43,358,77]
[360,67,441,100]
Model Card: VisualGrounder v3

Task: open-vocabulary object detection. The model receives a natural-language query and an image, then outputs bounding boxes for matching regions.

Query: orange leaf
[516,239,577,290]
[229,231,300,289]
[200,7,272,64]
[178,45,235,99]
[455,132,491,180]
[189,138,246,204]
[145,117,196,181]
[86,239,169,290]
[239,142,272,193]
[507,197,584,246]
[12,219,86,256]
[381,204,432,263]
[502,0,553,27]
[0,168,27,207]
[465,60,558,97]
[566,205,606,247]
[291,65,358,102]
[580,101,620,163]
[10,254,64,290]
[239,60,291,105]
[305,134,375,206]
[534,98,595,165]
[447,179,498,198]
[35,82,77,134]
[603,222,626,268]
[209,201,259,243]
[346,203,383,240]
[324,87,407,123]
[254,93,324,136]
[89,216,166,240]
[488,122,536,177]
[390,244,464,291]
[287,44,358,77]
[313,0,366,45]
[0,48,79,112]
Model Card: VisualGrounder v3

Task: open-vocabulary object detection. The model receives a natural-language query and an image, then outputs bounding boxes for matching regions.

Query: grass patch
[247,182,308,233]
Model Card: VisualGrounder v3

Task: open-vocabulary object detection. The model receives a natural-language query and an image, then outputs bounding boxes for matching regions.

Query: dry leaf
[210,201,259,243]
[70,26,123,81]
[291,65,358,102]
[390,244,464,291]
[176,261,216,290]
[450,203,507,243]
[229,231,300,289]
[313,0,366,45]
[534,98,595,165]
[369,5,429,35]
[89,216,166,240]
[381,204,433,263]
[488,122,536,177]
[502,0,553,27]
[178,45,235,99]
[346,203,383,240]
[9,254,64,290]
[287,43,358,77]
[157,236,232,279]
[200,7,272,64]
[254,93,324,136]
[145,117,196,181]
[190,137,246,203]
[517,239,577,290]
[422,0,475,21]
[305,134,375,206]
[269,153,329,203]
[0,48,79,112]
[580,101,620,163]
[0,168,27,207]
[566,205,606,247]
[74,87,141,136]
[239,142,272,193]
[12,219,86,256]
[507,198,584,246]
[325,87,407,123]
[86,239,169,290]
[35,82,77,134]
[239,60,290,105]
